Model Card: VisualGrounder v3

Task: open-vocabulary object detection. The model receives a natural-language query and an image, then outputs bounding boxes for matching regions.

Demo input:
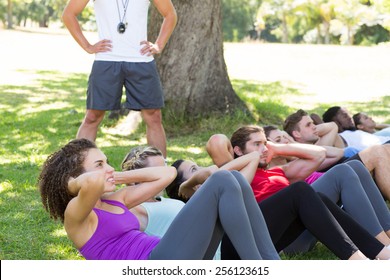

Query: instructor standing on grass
[62,0,177,158]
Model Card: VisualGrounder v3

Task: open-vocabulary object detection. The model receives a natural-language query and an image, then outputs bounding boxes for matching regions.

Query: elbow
[61,7,69,22]
[316,149,327,165]
[168,166,177,181]
[169,9,178,27]
[163,9,177,29]
[61,10,71,26]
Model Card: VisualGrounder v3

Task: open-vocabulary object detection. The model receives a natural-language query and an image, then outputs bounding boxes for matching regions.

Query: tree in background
[222,0,261,41]
[256,0,302,43]
[297,0,336,44]
[148,0,247,116]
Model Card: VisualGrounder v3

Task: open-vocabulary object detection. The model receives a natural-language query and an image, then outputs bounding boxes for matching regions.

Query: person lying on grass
[165,126,390,260]
[38,138,280,260]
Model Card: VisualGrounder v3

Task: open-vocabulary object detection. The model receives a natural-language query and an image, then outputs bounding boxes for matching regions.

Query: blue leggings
[150,170,280,260]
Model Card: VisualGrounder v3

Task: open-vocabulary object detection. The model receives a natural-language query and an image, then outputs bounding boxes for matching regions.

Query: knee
[211,170,234,182]
[380,144,390,157]
[208,170,241,192]
[142,109,162,126]
[84,110,105,124]
[345,159,366,171]
[289,181,312,193]
[230,170,252,190]
[330,164,357,182]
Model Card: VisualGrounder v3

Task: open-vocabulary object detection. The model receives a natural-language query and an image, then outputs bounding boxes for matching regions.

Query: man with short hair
[206,125,390,257]
[283,109,358,157]
[322,106,390,151]
[284,109,390,201]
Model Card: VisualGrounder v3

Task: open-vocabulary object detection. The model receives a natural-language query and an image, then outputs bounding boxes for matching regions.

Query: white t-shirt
[339,130,390,151]
[93,0,153,62]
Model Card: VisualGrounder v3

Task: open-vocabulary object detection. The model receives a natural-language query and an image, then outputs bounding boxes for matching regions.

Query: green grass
[0,70,389,260]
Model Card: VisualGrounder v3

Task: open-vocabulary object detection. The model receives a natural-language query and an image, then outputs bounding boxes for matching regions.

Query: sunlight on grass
[52,228,68,238]
[169,146,203,155]
[99,130,146,146]
[21,102,73,114]
[0,181,13,192]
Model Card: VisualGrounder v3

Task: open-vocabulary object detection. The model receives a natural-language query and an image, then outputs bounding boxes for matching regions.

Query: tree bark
[148,0,247,116]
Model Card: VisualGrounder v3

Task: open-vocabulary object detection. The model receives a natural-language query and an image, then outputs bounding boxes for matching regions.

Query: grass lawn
[0,29,389,260]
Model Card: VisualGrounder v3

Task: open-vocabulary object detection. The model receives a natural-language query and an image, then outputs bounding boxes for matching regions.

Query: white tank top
[142,196,221,260]
[93,0,154,62]
[142,197,185,237]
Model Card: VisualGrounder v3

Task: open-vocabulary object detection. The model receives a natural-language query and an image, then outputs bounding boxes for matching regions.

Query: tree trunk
[148,0,247,116]
[7,0,13,29]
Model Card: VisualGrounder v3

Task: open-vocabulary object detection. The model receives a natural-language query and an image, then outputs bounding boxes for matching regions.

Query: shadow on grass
[0,70,146,259]
[232,79,305,126]
[310,95,390,122]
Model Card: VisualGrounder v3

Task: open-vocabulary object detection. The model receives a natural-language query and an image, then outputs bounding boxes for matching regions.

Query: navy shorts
[86,60,164,111]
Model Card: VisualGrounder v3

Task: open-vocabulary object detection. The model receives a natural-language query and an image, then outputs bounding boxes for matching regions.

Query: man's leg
[76,109,105,141]
[141,108,167,158]
[358,144,390,201]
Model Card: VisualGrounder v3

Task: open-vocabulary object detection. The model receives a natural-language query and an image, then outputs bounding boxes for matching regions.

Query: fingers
[140,41,161,56]
[87,39,112,54]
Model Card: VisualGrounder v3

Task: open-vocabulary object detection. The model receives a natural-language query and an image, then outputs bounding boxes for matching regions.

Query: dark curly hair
[322,106,341,123]
[165,159,188,203]
[38,138,97,223]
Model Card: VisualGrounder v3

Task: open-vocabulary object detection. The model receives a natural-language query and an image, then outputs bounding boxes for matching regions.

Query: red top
[251,167,290,202]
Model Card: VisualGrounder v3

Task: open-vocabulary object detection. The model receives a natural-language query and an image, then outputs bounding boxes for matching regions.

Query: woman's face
[82,148,115,175]
[178,160,202,181]
[268,129,293,144]
[357,113,376,130]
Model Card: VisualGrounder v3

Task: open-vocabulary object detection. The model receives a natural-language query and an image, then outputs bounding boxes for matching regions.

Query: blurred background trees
[1,0,389,45]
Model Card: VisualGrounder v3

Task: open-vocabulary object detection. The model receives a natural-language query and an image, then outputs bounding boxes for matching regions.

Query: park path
[224,42,390,104]
[1,28,389,104]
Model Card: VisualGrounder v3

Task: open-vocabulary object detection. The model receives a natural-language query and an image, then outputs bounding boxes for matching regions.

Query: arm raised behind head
[110,166,177,209]
[268,142,326,183]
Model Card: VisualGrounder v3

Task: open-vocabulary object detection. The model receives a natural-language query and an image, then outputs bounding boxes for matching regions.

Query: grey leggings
[313,160,390,235]
[149,170,280,260]
[283,160,390,254]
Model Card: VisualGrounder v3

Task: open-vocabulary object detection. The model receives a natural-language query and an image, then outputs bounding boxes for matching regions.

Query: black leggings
[222,181,384,260]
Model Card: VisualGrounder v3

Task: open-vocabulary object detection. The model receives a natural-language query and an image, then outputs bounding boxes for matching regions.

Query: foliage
[2,0,389,45]
[222,0,261,41]
[254,0,390,45]
[2,0,93,28]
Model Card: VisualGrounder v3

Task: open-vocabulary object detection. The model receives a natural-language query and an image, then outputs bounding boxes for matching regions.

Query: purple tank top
[79,199,160,260]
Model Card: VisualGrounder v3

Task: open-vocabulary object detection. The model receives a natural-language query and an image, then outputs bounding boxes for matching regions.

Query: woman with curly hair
[38,138,280,260]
